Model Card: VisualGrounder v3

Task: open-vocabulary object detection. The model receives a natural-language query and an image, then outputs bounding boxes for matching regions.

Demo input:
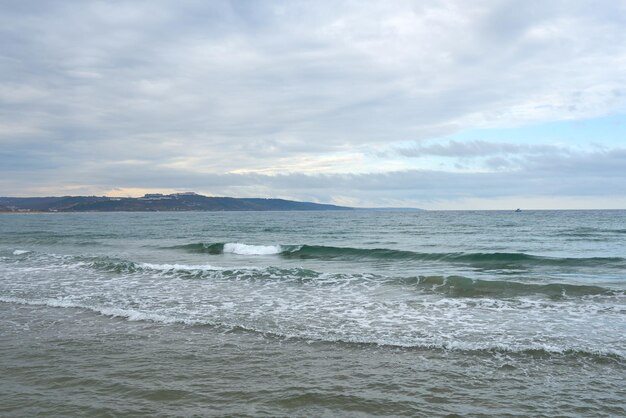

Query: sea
[0,210,624,417]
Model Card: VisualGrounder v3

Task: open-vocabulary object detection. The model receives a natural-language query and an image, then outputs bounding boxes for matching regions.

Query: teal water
[1,210,625,416]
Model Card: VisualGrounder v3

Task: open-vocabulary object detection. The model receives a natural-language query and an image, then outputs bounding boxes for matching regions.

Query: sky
[1,0,626,209]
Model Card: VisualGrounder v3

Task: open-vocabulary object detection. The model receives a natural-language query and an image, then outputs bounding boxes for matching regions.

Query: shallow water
[1,210,625,416]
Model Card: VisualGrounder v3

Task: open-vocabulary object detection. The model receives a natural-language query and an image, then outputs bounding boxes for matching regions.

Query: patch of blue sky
[443,114,626,148]
[385,114,626,174]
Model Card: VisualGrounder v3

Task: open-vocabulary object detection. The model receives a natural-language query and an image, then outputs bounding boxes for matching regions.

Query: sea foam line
[1,296,623,359]
[138,262,228,271]
[0,296,179,324]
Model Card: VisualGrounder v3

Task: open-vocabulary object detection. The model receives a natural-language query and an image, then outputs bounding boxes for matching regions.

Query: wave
[402,275,620,299]
[1,296,623,361]
[169,242,626,269]
[89,259,227,274]
[282,245,626,268]
[86,258,322,281]
[7,251,623,300]
[0,296,177,323]
[81,257,624,299]
[171,242,281,255]
[170,243,225,254]
[12,249,31,255]
[557,227,626,237]
[223,242,281,255]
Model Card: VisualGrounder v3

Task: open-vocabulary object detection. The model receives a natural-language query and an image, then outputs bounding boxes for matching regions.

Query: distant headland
[0,193,425,213]
[0,192,356,212]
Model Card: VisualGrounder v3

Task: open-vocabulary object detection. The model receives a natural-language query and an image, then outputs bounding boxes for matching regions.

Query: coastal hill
[0,192,353,212]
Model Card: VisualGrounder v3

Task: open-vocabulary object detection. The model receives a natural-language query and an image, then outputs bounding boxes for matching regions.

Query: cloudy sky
[1,0,626,209]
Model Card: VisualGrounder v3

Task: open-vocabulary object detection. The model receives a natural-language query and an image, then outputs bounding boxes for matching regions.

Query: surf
[168,242,626,269]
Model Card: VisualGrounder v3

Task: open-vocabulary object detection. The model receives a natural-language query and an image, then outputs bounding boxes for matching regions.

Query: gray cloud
[1,1,626,207]
[396,140,569,158]
[2,145,624,207]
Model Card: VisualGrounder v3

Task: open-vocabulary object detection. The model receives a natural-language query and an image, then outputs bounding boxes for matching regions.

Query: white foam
[13,250,30,255]
[139,262,225,271]
[97,306,173,323]
[0,296,178,324]
[1,294,623,358]
[223,242,281,255]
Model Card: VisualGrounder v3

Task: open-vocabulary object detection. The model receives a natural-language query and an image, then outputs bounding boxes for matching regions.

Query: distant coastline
[0,192,357,213]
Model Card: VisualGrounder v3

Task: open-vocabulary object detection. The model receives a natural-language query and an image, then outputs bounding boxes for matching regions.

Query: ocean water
[0,210,624,417]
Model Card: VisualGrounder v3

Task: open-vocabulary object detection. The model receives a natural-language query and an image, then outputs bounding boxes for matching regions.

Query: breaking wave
[63,256,626,299]
[223,242,282,255]
[169,242,626,269]
[171,242,281,255]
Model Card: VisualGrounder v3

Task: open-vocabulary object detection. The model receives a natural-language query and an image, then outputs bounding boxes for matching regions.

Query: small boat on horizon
[515,208,522,212]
